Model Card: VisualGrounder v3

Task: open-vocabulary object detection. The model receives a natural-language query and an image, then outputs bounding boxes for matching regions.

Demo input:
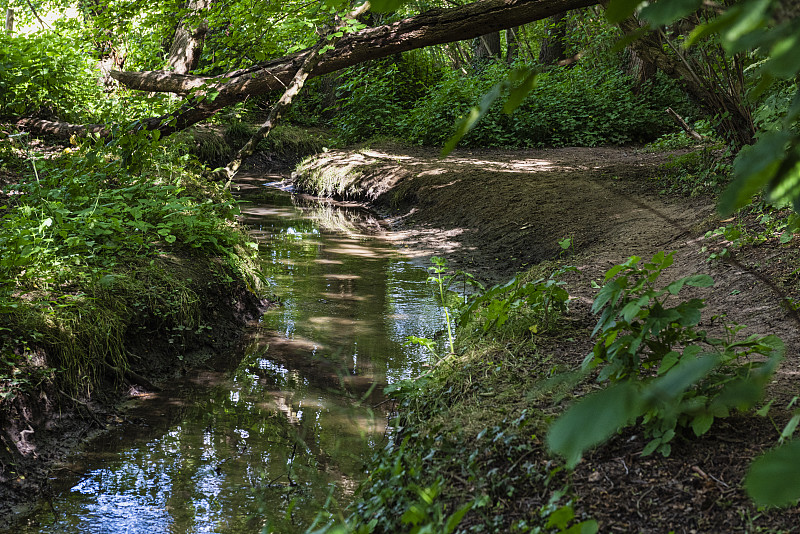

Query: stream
[14,183,445,533]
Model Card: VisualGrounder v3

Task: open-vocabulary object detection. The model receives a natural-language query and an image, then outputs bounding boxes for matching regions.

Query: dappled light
[4,0,800,530]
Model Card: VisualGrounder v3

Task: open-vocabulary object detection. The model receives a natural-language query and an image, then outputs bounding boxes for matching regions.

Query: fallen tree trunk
[17,0,599,139]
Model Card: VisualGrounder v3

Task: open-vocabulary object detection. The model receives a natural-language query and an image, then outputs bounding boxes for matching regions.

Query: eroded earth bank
[290,144,800,532]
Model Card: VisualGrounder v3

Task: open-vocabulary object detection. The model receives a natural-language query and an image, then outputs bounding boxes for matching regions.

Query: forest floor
[291,143,800,532]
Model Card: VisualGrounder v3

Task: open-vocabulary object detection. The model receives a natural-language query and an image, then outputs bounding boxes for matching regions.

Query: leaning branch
[219,1,373,183]
[17,0,598,139]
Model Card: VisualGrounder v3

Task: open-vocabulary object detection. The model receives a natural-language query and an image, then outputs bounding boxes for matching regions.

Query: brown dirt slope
[292,144,800,532]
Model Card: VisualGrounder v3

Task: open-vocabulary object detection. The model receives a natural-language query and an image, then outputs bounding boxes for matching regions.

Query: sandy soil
[290,144,800,532]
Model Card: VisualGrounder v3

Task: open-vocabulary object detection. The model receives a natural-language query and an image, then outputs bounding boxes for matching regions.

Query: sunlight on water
[16,186,445,534]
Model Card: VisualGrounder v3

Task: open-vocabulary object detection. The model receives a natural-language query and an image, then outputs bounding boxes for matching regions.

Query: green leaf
[720,0,770,48]
[666,274,714,295]
[780,413,800,443]
[691,412,714,436]
[641,437,662,456]
[658,351,680,375]
[767,32,800,79]
[719,130,791,214]
[547,382,645,468]
[646,353,718,403]
[444,502,472,534]
[441,108,481,157]
[640,0,702,27]
[766,153,800,211]
[567,520,599,534]
[369,0,406,12]
[605,0,641,23]
[746,440,800,506]
[503,69,538,114]
[611,27,650,53]
[546,505,574,530]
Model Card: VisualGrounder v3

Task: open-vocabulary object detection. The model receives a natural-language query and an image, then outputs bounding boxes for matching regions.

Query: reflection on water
[14,187,444,534]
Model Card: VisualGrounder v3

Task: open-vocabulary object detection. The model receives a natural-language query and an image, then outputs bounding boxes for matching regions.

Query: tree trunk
[18,0,601,139]
[474,30,502,60]
[538,12,568,66]
[626,48,656,94]
[615,12,755,148]
[167,0,210,74]
[5,9,12,33]
[506,26,521,63]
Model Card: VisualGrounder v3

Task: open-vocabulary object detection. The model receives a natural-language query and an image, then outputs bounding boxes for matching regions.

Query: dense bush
[0,31,174,124]
[402,62,693,148]
[0,32,98,121]
[330,53,444,144]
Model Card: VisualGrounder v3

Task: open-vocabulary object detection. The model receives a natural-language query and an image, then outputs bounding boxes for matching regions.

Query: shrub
[331,53,444,144]
[0,32,97,121]
[401,62,690,148]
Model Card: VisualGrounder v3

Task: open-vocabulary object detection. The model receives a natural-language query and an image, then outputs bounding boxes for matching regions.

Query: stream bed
[14,184,445,533]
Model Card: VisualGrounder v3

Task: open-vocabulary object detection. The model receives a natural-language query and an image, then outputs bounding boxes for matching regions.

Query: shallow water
[15,186,444,533]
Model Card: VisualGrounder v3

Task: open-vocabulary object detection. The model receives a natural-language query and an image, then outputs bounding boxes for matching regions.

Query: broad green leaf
[646,353,718,403]
[640,0,702,27]
[720,130,791,214]
[720,0,770,48]
[685,7,740,48]
[767,32,800,79]
[691,412,714,436]
[746,440,800,506]
[665,274,714,295]
[566,520,599,534]
[620,301,642,322]
[547,382,645,468]
[369,0,406,12]
[658,351,680,375]
[592,278,625,314]
[641,437,661,456]
[766,152,800,211]
[605,0,642,23]
[780,413,800,443]
[442,108,480,156]
[611,27,650,53]
[503,69,538,114]
[444,502,472,534]
[546,505,574,530]
[674,298,705,327]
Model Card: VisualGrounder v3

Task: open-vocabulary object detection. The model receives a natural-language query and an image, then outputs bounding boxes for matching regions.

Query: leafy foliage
[458,266,574,339]
[402,62,687,150]
[0,32,98,120]
[548,252,784,465]
[331,55,443,144]
[0,129,264,394]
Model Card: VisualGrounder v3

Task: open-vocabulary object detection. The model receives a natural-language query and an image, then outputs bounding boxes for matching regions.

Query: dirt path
[294,145,797,359]
[289,144,800,531]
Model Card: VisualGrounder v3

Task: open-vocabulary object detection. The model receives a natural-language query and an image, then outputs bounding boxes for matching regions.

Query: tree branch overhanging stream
[15,0,600,139]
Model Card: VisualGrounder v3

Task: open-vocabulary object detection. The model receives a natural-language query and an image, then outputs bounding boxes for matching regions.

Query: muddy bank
[292,145,716,283]
[292,144,800,532]
[292,144,798,353]
[0,253,267,526]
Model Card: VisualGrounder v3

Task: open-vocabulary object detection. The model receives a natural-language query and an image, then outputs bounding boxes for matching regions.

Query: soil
[0,248,268,525]
[290,143,800,532]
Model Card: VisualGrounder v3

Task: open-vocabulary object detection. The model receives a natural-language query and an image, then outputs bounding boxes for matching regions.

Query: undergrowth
[315,261,597,533]
[174,123,328,165]
[0,130,266,398]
